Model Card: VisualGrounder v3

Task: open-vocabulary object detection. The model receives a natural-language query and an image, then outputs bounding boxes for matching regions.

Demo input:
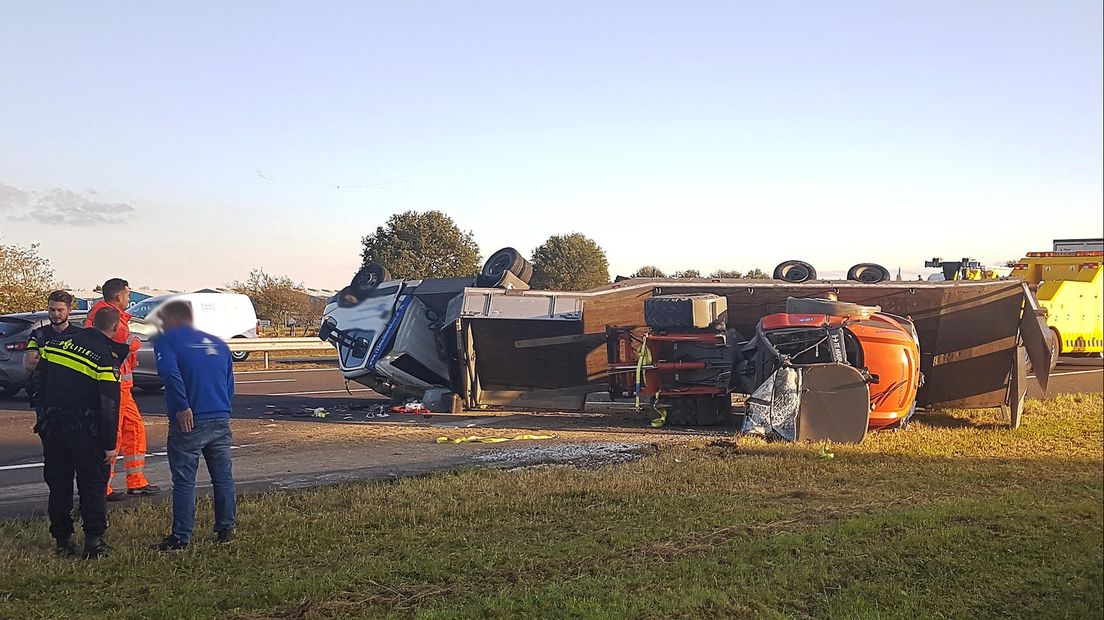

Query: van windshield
[128,299,162,320]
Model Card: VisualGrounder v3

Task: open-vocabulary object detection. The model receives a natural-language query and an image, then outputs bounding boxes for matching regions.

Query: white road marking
[0,445,252,472]
[263,388,376,396]
[1029,368,1104,379]
[235,379,296,385]
[234,368,337,376]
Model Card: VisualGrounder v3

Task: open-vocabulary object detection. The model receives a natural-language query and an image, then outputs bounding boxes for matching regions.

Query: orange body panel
[760,311,921,430]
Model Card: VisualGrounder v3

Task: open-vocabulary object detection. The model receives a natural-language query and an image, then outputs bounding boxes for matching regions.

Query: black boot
[55,537,79,556]
[157,535,189,551]
[83,537,111,559]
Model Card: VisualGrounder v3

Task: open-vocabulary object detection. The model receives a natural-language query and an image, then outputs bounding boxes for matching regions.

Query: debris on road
[436,434,556,444]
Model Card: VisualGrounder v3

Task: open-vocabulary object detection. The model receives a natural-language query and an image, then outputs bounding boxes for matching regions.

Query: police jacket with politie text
[38,328,121,450]
[25,322,82,406]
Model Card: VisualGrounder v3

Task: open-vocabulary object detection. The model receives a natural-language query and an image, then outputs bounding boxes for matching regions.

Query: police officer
[23,290,82,407]
[36,306,123,558]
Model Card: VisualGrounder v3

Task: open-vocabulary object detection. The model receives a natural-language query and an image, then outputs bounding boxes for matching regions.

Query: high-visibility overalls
[87,300,151,493]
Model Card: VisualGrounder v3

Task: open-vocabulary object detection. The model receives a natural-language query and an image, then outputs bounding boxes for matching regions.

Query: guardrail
[226,337,335,369]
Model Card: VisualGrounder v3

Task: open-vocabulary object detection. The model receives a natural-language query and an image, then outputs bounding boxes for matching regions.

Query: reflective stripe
[120,373,134,382]
[42,350,118,382]
[124,455,144,462]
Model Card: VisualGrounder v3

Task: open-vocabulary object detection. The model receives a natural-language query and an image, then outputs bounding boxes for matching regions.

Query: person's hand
[177,408,194,433]
[104,449,118,465]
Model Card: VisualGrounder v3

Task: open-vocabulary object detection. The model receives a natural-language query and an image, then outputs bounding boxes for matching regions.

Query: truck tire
[785,297,881,318]
[351,264,391,292]
[773,260,817,283]
[479,247,533,287]
[846,263,892,284]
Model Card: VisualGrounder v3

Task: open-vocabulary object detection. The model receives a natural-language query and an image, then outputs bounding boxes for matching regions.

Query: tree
[0,242,55,314]
[530,233,610,291]
[631,266,667,278]
[672,269,701,278]
[360,210,481,279]
[709,269,743,278]
[744,268,770,279]
[229,269,314,335]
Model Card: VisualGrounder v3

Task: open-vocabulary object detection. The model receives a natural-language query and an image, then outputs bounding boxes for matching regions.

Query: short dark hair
[92,305,121,332]
[160,300,193,323]
[102,278,129,301]
[47,290,74,306]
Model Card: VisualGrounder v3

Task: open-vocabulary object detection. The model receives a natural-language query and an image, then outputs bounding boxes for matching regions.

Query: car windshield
[0,318,31,338]
[128,298,163,320]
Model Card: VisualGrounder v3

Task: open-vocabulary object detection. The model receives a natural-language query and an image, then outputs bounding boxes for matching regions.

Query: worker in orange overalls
[87,278,161,500]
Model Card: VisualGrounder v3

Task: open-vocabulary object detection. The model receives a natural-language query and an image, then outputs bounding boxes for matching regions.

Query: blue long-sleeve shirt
[154,326,235,423]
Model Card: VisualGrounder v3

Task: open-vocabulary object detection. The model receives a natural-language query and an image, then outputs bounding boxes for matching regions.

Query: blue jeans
[167,417,236,543]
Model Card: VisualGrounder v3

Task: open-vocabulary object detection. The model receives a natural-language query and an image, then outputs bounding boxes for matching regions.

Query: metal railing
[227,337,334,369]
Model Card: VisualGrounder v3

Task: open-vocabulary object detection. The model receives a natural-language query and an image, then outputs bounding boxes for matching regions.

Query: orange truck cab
[750,301,922,430]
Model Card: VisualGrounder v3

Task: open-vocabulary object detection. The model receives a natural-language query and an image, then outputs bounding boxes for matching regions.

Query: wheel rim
[783,265,810,282]
[856,268,882,283]
[486,253,511,277]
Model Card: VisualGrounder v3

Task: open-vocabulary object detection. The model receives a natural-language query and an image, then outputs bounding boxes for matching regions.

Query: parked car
[0,311,87,398]
[129,292,259,391]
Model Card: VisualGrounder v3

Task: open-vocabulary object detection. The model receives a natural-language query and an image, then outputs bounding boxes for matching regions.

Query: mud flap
[1018,281,1052,393]
[796,364,871,444]
[1003,345,1028,429]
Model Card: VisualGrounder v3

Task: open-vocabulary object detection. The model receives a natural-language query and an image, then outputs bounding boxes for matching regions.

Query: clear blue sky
[2,1,1101,290]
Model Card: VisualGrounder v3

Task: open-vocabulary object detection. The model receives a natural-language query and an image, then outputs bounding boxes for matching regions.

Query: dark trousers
[41,421,110,541]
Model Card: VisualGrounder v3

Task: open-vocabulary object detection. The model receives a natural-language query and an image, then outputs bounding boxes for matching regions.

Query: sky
[1,1,1101,291]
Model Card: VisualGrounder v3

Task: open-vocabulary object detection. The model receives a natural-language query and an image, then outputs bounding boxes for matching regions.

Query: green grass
[2,394,1101,619]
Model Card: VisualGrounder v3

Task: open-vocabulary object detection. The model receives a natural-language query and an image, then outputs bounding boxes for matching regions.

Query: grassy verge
[2,394,1101,619]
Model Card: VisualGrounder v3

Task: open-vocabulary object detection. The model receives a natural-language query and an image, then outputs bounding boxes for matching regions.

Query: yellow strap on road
[435,434,557,444]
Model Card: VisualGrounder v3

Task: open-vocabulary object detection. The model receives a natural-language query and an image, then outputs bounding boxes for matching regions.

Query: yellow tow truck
[1010,239,1104,361]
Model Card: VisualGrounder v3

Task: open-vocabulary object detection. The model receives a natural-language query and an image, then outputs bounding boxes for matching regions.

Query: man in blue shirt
[154,300,237,550]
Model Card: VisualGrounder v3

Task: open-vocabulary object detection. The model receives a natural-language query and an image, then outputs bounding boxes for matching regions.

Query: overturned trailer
[321,258,1053,431]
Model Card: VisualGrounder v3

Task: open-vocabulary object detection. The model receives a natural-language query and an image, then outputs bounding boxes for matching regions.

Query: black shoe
[216,529,235,544]
[55,537,79,556]
[83,538,111,559]
[106,491,128,502]
[157,535,189,551]
[127,485,161,496]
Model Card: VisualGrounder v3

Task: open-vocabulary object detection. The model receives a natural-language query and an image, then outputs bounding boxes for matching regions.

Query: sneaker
[216,529,235,544]
[55,537,79,556]
[106,491,128,502]
[83,538,111,559]
[127,485,161,496]
[157,535,189,551]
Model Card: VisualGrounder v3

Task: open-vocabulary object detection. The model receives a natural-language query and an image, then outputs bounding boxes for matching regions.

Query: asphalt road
[0,360,1099,520]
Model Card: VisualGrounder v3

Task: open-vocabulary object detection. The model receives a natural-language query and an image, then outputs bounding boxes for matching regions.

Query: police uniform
[36,328,121,551]
[25,322,82,407]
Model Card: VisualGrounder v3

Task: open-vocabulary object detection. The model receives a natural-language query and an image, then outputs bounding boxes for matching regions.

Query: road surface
[0,361,1099,520]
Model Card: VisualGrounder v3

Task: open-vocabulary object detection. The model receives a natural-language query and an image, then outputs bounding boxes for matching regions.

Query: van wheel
[847,263,892,283]
[231,336,250,362]
[773,260,817,283]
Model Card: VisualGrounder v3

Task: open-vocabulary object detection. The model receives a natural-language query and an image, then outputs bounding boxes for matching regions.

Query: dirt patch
[473,441,654,468]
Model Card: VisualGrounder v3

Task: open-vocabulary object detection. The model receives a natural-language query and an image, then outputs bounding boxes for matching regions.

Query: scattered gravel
[472,441,650,469]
